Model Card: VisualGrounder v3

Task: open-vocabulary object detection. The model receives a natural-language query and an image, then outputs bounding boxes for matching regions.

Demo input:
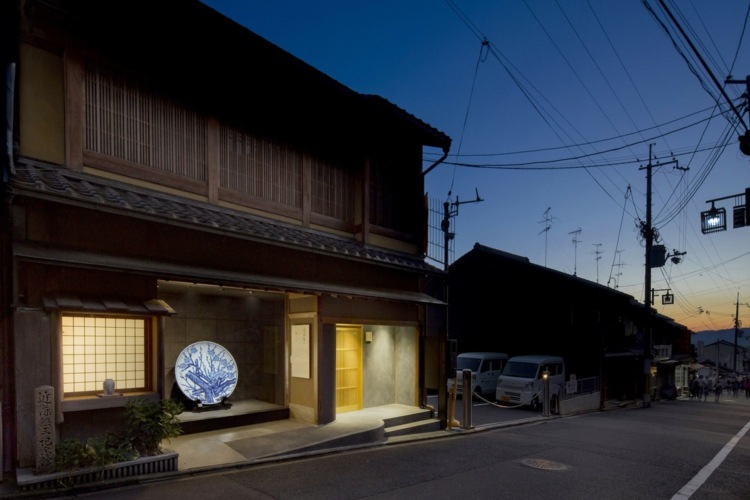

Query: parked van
[448,352,509,398]
[496,355,565,410]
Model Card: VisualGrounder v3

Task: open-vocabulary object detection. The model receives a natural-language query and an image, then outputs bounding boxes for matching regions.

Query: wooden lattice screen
[84,61,355,222]
[219,126,302,209]
[84,62,207,181]
[310,156,353,221]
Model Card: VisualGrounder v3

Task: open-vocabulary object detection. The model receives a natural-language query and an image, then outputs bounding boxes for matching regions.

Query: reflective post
[542,370,550,417]
[461,369,473,429]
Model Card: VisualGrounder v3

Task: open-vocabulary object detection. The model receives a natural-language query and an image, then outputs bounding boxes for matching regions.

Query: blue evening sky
[199,0,750,333]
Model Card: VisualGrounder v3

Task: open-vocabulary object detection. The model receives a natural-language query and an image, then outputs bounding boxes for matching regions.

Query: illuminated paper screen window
[61,316,146,394]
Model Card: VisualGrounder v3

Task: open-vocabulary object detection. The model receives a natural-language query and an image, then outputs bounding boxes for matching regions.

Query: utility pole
[639,144,686,407]
[441,190,483,271]
[733,294,749,374]
[726,76,750,154]
[439,190,483,430]
[569,228,582,276]
[734,292,740,374]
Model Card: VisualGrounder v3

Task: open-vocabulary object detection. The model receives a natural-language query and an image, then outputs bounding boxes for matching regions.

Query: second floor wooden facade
[17,0,451,255]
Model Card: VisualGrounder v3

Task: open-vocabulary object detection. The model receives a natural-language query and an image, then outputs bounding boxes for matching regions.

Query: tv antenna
[569,228,582,276]
[538,207,558,267]
[593,243,603,283]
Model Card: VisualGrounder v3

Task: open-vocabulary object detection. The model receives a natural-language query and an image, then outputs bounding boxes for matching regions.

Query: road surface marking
[671,418,750,499]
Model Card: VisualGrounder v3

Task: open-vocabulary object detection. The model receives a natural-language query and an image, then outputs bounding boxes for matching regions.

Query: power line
[655,0,748,132]
[424,101,727,159]
[441,141,727,170]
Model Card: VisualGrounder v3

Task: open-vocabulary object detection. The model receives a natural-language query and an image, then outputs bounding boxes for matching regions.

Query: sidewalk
[168,404,425,470]
[4,404,446,498]
[3,402,551,498]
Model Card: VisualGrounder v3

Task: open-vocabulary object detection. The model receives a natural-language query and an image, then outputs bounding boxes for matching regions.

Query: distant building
[697,340,750,376]
[447,243,692,403]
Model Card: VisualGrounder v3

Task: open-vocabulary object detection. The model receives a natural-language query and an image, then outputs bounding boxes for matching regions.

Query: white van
[496,355,565,410]
[448,352,509,398]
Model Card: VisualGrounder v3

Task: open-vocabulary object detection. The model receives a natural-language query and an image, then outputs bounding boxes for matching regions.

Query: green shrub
[55,433,137,471]
[124,398,184,456]
[54,397,183,472]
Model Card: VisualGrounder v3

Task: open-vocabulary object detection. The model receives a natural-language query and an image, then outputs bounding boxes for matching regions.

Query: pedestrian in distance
[701,377,709,401]
[715,378,723,403]
[690,377,700,400]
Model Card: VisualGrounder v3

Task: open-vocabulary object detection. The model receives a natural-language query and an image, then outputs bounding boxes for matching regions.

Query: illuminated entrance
[335,325,362,413]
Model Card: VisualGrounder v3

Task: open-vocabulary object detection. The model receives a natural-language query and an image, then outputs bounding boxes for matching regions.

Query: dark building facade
[448,243,692,403]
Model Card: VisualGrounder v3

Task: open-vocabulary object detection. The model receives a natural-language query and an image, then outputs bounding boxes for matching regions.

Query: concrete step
[382,407,434,428]
[384,417,442,438]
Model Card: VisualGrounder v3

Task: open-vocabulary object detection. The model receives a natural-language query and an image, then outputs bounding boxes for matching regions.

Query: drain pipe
[422,145,450,177]
[3,63,15,184]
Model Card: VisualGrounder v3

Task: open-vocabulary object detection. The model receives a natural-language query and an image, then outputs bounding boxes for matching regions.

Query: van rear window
[502,361,538,378]
[456,357,481,372]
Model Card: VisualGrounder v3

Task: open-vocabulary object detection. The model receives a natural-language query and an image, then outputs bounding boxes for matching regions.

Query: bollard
[542,370,550,417]
[447,376,460,429]
[461,369,474,429]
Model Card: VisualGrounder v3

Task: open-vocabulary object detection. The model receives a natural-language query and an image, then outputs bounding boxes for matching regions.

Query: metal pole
[442,201,450,272]
[643,144,654,408]
[461,369,473,429]
[542,370,550,417]
[735,292,740,374]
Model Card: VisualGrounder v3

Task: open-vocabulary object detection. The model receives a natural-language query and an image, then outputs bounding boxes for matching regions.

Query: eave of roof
[15,242,446,305]
[9,158,443,276]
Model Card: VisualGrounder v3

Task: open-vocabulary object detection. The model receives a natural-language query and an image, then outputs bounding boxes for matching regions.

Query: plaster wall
[14,310,52,468]
[19,43,65,164]
[362,325,417,408]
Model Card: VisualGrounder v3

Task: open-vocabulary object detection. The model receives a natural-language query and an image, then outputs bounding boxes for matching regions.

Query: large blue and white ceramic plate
[175,341,238,405]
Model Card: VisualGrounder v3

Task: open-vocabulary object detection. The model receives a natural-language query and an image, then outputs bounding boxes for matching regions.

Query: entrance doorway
[335,325,362,413]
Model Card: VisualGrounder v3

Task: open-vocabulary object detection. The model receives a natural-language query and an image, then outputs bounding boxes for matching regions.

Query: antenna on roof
[593,243,603,283]
[569,228,582,276]
[538,207,558,268]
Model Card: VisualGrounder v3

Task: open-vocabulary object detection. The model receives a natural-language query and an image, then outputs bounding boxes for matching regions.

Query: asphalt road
[61,393,750,500]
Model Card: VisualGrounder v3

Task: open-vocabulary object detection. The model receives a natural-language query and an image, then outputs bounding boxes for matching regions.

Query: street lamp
[701,202,726,234]
[700,188,749,234]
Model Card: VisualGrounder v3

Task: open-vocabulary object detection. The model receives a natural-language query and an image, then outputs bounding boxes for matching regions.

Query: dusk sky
[200,0,750,334]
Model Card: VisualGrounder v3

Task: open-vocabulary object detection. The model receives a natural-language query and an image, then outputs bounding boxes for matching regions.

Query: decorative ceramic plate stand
[175,341,238,406]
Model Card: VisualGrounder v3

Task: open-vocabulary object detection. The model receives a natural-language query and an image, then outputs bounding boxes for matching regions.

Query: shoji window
[61,315,150,395]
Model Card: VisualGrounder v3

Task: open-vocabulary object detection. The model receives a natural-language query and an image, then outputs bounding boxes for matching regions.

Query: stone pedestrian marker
[35,386,55,474]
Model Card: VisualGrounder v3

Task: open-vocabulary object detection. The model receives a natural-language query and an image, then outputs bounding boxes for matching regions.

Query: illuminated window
[61,315,149,395]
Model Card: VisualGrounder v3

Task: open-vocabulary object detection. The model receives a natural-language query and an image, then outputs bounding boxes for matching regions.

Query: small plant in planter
[124,397,184,456]
[53,398,183,473]
[28,398,183,491]
[55,433,137,472]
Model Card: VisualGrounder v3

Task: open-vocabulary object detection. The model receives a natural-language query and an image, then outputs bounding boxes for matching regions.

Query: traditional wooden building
[0,0,451,474]
[447,243,692,403]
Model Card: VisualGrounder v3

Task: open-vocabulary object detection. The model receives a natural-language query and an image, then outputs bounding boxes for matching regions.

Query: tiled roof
[9,159,441,274]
